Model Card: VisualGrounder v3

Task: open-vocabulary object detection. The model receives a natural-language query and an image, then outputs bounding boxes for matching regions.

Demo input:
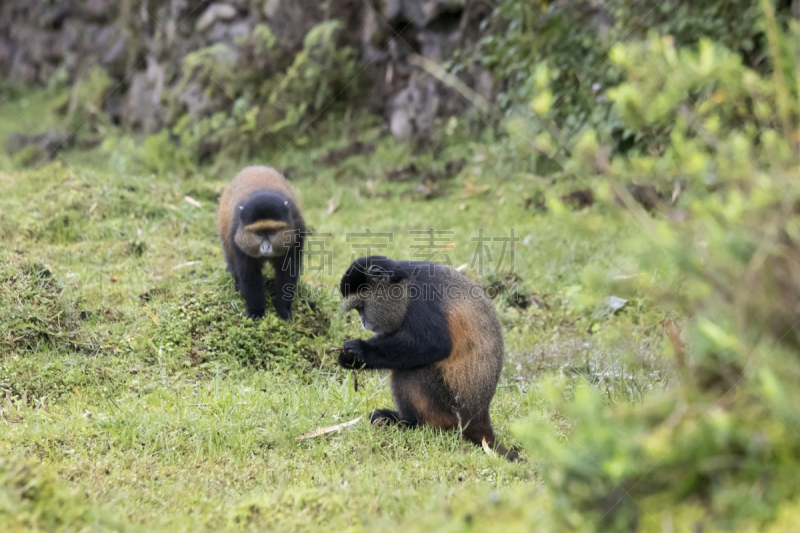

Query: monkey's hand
[339,340,367,369]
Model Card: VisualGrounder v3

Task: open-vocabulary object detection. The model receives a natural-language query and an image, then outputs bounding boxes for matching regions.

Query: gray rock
[123,57,164,133]
[263,0,281,19]
[102,37,128,66]
[124,73,150,128]
[105,94,123,123]
[417,21,461,62]
[94,24,116,48]
[421,0,464,26]
[61,19,83,50]
[40,1,73,29]
[9,56,37,84]
[384,0,463,28]
[593,296,628,319]
[390,108,413,139]
[362,43,389,65]
[23,27,47,65]
[207,20,250,43]
[170,0,189,18]
[196,4,238,32]
[44,32,67,61]
[102,37,127,75]
[208,22,229,43]
[177,81,215,118]
[78,0,113,22]
[226,0,251,12]
[258,0,331,47]
[476,69,493,103]
[0,38,11,70]
[7,130,76,161]
[229,21,250,40]
[384,0,403,21]
[389,72,438,140]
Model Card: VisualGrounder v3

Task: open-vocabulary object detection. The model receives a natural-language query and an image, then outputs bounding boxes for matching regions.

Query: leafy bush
[261,21,358,136]
[426,4,800,532]
[468,0,784,156]
[60,67,113,134]
[616,0,770,67]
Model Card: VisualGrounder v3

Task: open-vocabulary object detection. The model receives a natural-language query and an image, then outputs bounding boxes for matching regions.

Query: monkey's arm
[340,310,452,370]
[235,252,267,319]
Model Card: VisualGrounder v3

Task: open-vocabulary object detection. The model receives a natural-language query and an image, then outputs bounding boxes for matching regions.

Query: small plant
[0,252,82,354]
[157,282,331,371]
[61,67,113,134]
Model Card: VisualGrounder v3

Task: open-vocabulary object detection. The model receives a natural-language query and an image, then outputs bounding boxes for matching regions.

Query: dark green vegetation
[4,1,800,532]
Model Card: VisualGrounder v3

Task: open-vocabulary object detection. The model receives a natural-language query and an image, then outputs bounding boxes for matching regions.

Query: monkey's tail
[462,416,525,462]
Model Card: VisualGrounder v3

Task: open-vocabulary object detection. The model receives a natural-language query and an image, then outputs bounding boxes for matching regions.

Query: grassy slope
[0,93,669,531]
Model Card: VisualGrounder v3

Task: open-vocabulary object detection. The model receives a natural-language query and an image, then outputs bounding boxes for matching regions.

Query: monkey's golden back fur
[217,166,298,263]
[437,268,504,414]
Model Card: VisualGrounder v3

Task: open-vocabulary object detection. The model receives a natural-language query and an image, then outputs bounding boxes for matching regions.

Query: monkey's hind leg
[271,243,301,321]
[369,409,418,427]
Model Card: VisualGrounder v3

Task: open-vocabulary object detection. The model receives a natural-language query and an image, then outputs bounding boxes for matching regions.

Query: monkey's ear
[366,264,392,284]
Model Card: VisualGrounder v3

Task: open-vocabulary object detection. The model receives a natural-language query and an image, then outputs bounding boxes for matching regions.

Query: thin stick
[295,416,362,440]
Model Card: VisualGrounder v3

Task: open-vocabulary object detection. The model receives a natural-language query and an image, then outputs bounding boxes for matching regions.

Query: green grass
[0,93,670,532]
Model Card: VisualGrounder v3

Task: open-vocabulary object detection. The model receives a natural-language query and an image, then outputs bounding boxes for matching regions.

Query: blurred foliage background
[468,0,800,531]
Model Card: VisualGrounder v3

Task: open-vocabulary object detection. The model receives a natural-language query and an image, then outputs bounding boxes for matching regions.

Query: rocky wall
[0,0,495,142]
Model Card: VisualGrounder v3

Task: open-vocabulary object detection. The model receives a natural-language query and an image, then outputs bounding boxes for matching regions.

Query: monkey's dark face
[342,280,409,335]
[341,257,411,335]
[239,192,290,225]
[354,302,374,332]
[234,193,295,258]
